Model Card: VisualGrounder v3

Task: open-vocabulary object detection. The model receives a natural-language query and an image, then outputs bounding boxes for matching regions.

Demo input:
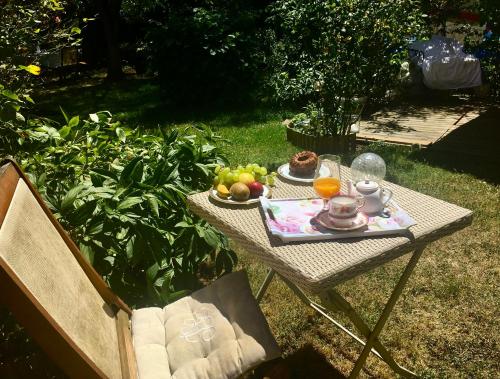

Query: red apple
[248,181,264,198]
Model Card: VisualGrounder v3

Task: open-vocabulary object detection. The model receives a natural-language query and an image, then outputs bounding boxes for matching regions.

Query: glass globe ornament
[350,153,386,184]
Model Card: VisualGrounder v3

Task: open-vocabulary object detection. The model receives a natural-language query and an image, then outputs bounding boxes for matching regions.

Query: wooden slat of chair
[0,159,137,379]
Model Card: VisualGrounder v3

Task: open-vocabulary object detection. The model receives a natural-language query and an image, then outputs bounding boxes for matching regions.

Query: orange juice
[313,177,340,199]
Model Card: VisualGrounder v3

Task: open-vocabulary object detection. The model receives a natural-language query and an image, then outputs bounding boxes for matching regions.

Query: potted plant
[268,0,426,154]
[286,98,365,154]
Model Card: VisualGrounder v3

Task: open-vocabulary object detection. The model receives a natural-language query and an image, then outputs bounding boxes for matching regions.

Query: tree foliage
[124,0,272,103]
[0,0,81,89]
[268,0,428,136]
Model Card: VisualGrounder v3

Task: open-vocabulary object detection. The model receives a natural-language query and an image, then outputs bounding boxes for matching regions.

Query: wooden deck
[357,104,484,147]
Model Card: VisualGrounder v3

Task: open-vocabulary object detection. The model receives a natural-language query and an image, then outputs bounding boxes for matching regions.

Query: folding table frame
[255,246,425,378]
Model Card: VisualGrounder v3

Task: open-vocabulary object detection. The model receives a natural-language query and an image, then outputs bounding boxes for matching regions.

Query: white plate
[277,163,330,183]
[209,185,272,205]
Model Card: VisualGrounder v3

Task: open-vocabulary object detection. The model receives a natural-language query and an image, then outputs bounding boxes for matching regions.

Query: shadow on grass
[251,344,345,379]
[411,106,500,185]
[36,77,286,129]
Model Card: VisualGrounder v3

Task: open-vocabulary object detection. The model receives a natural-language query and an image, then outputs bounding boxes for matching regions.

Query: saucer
[313,211,368,231]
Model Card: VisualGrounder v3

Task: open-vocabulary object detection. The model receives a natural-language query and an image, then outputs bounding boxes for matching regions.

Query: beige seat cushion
[131,271,280,379]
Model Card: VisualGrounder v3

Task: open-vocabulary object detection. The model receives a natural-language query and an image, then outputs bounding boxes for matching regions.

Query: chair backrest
[0,160,137,379]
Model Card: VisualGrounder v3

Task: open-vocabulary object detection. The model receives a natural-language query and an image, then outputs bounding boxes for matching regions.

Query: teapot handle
[347,180,359,197]
[381,188,393,205]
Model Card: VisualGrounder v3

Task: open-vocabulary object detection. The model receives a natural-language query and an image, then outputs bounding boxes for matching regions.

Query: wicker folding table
[187,167,472,378]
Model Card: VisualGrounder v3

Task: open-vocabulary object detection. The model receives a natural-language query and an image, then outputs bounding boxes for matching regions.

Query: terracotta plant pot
[286,126,356,154]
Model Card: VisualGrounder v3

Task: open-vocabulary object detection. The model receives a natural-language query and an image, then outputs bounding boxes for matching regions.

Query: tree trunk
[99,0,123,80]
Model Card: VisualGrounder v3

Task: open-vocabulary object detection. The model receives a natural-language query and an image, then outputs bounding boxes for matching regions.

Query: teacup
[328,195,364,224]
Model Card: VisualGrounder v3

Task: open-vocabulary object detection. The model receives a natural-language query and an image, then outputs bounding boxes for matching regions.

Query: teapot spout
[381,187,393,205]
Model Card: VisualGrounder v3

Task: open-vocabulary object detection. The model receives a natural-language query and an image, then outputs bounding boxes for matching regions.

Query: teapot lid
[355,179,379,193]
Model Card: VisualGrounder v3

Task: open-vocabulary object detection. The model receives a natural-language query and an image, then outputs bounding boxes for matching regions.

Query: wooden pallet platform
[357,105,482,147]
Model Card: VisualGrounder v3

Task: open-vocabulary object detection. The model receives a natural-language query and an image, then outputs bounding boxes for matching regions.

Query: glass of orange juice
[313,154,341,210]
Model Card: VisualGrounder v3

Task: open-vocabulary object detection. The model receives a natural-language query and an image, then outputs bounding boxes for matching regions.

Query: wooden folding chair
[0,160,280,379]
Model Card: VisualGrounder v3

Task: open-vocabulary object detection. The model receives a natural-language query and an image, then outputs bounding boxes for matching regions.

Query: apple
[248,181,264,198]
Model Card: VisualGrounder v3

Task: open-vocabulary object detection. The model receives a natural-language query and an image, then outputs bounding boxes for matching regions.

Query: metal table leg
[347,247,425,378]
[256,268,276,303]
[265,247,425,378]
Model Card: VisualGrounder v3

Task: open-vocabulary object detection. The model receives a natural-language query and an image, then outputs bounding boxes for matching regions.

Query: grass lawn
[35,79,500,378]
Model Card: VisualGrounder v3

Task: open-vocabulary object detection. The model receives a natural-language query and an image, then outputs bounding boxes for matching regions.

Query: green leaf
[120,156,142,186]
[15,112,25,122]
[175,221,191,228]
[61,185,86,211]
[203,227,221,249]
[68,115,79,128]
[116,127,126,143]
[146,262,160,290]
[1,89,19,101]
[117,197,143,210]
[79,243,95,264]
[59,125,71,139]
[147,196,160,218]
[126,236,135,259]
[23,94,35,104]
[66,200,97,226]
[195,163,210,177]
[91,168,118,181]
[87,219,104,235]
[60,106,69,123]
[166,289,191,303]
[89,113,99,123]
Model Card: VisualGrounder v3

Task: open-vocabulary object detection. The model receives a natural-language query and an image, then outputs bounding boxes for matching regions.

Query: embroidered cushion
[131,271,280,379]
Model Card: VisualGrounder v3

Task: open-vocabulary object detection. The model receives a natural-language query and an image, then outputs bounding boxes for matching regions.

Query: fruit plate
[277,163,330,183]
[209,185,272,205]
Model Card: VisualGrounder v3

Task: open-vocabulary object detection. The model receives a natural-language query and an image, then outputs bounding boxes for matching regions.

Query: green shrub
[13,111,235,307]
[131,0,270,104]
[268,0,427,135]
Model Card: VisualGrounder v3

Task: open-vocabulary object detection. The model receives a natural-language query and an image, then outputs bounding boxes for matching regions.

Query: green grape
[213,177,220,187]
[222,167,230,174]
[218,172,226,185]
[237,165,244,171]
[271,171,277,177]
[267,175,275,186]
[260,167,267,176]
[226,172,234,184]
[252,163,259,170]
[258,175,267,184]
[214,164,221,174]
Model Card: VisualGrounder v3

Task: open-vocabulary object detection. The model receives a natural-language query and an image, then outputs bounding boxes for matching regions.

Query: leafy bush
[0,0,81,89]
[268,0,427,135]
[12,111,235,307]
[127,0,271,104]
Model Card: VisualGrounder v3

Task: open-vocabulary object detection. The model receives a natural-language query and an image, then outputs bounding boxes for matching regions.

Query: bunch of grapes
[213,164,277,187]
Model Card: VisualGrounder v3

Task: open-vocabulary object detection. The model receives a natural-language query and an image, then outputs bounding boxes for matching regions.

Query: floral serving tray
[259,197,416,243]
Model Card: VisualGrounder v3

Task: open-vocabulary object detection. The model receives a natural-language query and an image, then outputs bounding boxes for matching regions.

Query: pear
[230,182,250,201]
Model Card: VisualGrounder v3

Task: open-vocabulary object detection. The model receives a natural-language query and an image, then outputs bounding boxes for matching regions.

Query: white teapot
[351,179,393,215]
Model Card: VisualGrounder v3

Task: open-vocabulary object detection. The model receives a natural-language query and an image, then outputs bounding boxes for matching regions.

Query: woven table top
[187,167,472,294]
